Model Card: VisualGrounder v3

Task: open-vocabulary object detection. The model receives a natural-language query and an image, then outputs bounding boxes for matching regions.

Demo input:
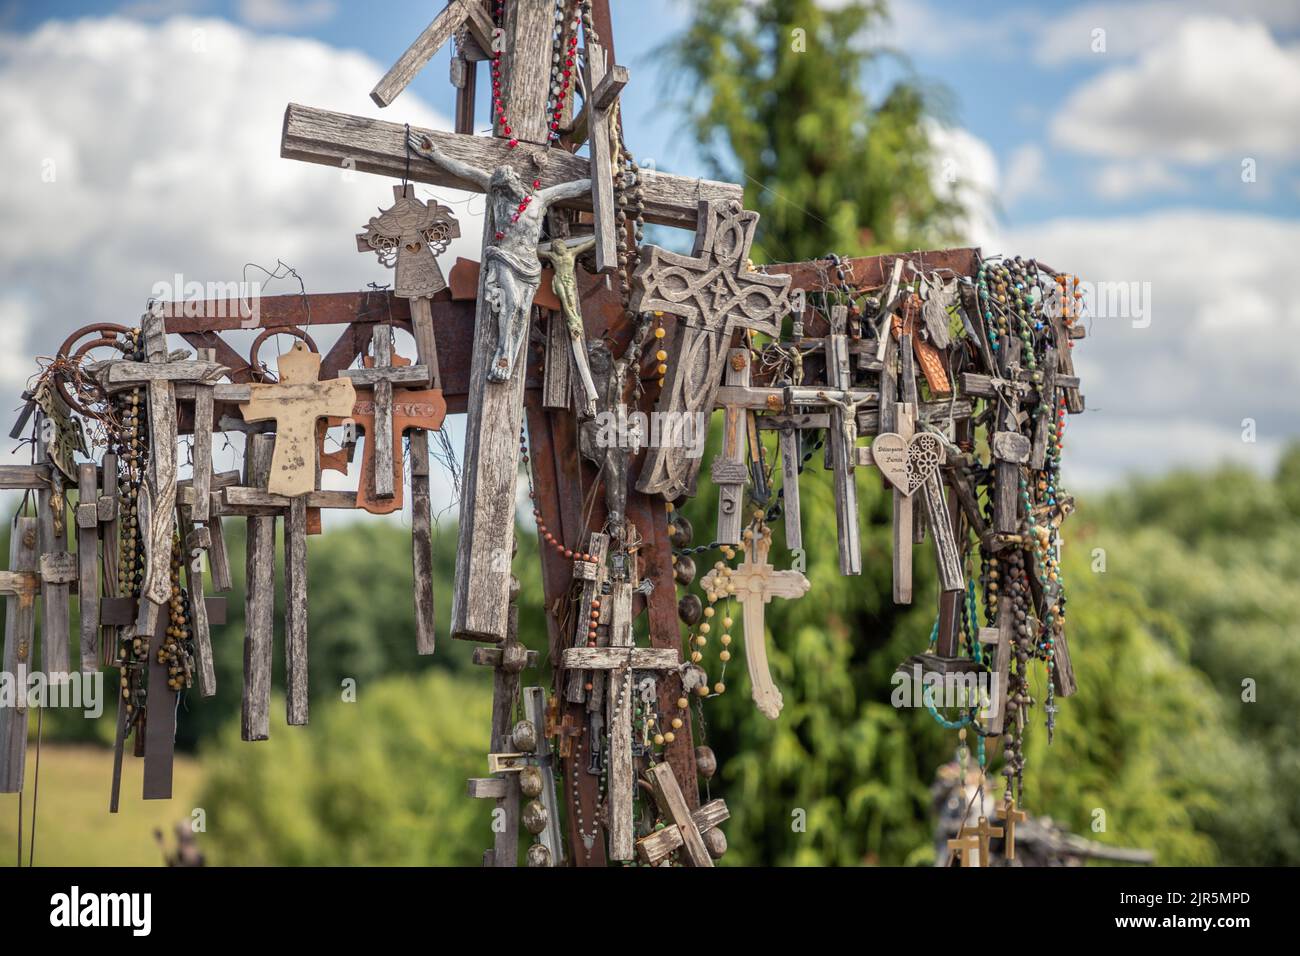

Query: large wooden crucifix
[279,1,742,642]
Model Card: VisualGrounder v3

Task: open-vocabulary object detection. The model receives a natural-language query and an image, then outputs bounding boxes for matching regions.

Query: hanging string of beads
[521,425,596,563]
[160,532,196,691]
[545,0,580,143]
[109,328,148,731]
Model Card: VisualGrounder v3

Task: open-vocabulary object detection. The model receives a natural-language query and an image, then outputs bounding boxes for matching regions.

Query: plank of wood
[449,216,529,643]
[583,38,618,273]
[242,433,275,741]
[142,610,176,800]
[778,425,802,552]
[409,295,441,389]
[605,582,635,860]
[500,0,556,145]
[0,518,39,792]
[369,0,493,108]
[207,512,233,592]
[281,104,741,230]
[409,429,436,655]
[76,463,101,672]
[0,464,50,489]
[993,335,1021,535]
[825,307,861,575]
[523,685,564,866]
[142,378,179,613]
[542,312,573,410]
[892,402,916,604]
[714,349,751,546]
[191,383,214,521]
[918,470,964,594]
[35,420,70,675]
[184,527,216,698]
[559,646,679,670]
[284,495,309,725]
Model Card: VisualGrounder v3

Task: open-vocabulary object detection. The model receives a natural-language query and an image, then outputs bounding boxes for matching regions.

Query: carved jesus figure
[407,131,592,383]
[537,233,599,415]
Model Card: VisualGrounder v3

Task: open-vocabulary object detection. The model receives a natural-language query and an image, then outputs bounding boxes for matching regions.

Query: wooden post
[35,415,71,676]
[0,518,40,792]
[284,495,310,725]
[714,349,752,546]
[76,462,101,672]
[409,428,436,654]
[242,433,275,741]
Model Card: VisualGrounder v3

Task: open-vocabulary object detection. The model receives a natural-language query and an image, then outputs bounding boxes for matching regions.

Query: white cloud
[0,16,479,497]
[1051,17,1300,163]
[237,0,338,29]
[928,122,1000,248]
[1000,210,1300,486]
[1034,1,1300,65]
[1090,158,1189,199]
[1001,144,1049,207]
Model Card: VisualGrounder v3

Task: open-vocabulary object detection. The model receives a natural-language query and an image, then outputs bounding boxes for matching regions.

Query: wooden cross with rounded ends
[699,528,809,720]
[240,342,356,497]
[996,795,1028,861]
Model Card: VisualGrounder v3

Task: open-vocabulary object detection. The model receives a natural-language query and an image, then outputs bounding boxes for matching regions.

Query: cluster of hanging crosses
[0,0,1086,868]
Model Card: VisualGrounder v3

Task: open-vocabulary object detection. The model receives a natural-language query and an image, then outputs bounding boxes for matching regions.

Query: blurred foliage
[656,0,964,261]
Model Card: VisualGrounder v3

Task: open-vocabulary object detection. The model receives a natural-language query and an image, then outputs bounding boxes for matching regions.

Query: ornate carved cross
[632,199,793,500]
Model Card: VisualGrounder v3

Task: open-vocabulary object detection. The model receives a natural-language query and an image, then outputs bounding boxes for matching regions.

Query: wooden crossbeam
[280,104,741,230]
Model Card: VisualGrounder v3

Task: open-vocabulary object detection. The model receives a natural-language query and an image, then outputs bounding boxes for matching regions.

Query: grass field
[0,743,203,867]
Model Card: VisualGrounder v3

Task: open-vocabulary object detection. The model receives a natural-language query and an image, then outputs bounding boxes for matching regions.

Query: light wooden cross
[996,794,1028,861]
[241,341,356,497]
[699,528,809,720]
[949,815,1003,867]
[0,516,39,793]
[559,584,680,862]
[754,409,829,553]
[631,199,794,500]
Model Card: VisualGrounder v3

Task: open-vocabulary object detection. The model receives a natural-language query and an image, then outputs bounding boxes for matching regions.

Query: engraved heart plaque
[871,432,943,496]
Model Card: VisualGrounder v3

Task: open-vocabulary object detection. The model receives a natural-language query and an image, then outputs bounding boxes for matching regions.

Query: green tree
[660,0,963,261]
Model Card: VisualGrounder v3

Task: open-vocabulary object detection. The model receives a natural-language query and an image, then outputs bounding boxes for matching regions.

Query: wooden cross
[638,762,723,867]
[241,341,356,498]
[636,789,729,866]
[631,199,794,500]
[341,326,444,510]
[34,412,72,676]
[713,348,756,546]
[559,594,680,862]
[99,593,226,802]
[699,528,809,720]
[996,794,1029,861]
[91,307,227,640]
[977,600,1014,735]
[467,591,539,867]
[949,815,1003,867]
[0,516,39,793]
[580,39,630,274]
[755,409,828,553]
[368,0,495,110]
[564,532,609,705]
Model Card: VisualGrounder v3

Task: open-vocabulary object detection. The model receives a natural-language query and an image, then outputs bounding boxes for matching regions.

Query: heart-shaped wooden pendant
[871,432,944,496]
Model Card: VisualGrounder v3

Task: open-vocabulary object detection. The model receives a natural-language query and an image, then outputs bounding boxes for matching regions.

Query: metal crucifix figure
[407,131,591,383]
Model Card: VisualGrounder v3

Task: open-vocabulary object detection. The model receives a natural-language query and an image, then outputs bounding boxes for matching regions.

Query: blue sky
[2,0,1299,490]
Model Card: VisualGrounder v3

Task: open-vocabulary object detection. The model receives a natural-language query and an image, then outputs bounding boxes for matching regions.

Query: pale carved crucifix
[699,528,809,720]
